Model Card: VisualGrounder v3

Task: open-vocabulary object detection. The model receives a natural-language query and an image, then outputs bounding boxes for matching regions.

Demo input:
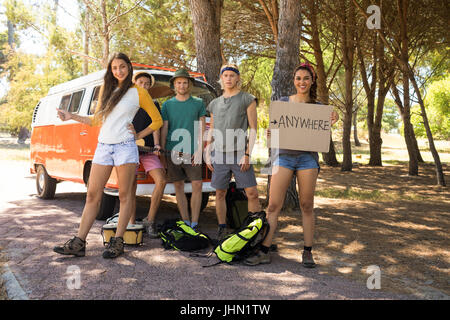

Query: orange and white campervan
[30,66,216,220]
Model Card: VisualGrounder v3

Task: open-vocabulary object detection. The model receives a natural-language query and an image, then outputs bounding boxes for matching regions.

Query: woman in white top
[53,53,162,259]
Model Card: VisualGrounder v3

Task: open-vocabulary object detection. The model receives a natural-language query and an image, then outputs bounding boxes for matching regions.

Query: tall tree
[270,0,301,209]
[188,0,224,94]
[302,0,340,166]
[82,8,90,75]
[82,0,143,67]
[355,0,396,166]
[352,0,446,185]
[334,0,358,171]
[221,0,277,60]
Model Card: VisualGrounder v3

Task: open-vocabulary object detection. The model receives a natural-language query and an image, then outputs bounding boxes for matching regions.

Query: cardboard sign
[269,101,334,153]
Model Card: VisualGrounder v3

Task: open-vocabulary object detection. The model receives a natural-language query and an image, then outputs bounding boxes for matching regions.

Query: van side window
[68,90,85,113]
[58,90,85,113]
[59,94,71,110]
[89,86,101,115]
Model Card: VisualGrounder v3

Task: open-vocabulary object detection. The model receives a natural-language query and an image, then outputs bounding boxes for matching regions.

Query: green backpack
[207,211,269,266]
[159,220,211,252]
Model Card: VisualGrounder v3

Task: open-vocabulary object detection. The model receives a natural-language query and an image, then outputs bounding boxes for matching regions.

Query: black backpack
[225,181,248,229]
[159,219,211,252]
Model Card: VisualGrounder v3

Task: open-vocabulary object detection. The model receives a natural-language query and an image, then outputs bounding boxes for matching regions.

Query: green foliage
[48,25,83,78]
[411,76,450,140]
[0,50,71,133]
[240,56,274,129]
[0,32,8,72]
[99,0,196,68]
[0,0,447,144]
[382,98,401,133]
[4,0,35,30]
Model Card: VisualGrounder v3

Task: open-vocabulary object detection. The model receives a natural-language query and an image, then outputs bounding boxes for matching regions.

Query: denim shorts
[92,140,139,166]
[273,152,319,172]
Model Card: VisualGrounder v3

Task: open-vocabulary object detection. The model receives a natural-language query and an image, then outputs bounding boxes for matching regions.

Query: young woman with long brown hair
[53,53,162,259]
[244,63,339,268]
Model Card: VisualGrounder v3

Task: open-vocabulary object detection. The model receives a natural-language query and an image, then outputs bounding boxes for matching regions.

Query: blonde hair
[218,63,242,90]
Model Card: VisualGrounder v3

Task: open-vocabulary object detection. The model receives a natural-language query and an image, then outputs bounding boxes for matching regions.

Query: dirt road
[0,160,412,303]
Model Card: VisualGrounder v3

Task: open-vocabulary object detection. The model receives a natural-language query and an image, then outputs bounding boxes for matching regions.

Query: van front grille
[32,104,40,124]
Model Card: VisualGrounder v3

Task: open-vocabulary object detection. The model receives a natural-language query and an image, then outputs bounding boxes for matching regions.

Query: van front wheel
[36,165,57,199]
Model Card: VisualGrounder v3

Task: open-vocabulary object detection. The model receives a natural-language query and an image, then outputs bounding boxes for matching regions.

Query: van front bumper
[104,182,215,197]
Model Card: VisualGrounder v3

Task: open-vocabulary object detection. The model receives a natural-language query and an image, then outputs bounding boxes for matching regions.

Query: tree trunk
[271,1,301,100]
[391,82,419,174]
[322,135,340,167]
[339,1,356,172]
[188,0,224,95]
[369,79,387,166]
[408,68,446,186]
[362,35,378,164]
[83,10,90,75]
[352,0,442,184]
[399,0,420,176]
[341,106,353,171]
[7,20,15,48]
[100,0,109,68]
[369,37,391,166]
[353,105,360,146]
[404,115,419,175]
[308,0,339,166]
[270,0,302,210]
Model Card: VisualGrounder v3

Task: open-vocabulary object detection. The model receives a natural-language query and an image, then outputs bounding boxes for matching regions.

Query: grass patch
[315,187,387,201]
[0,246,9,300]
[315,186,429,202]
[382,159,408,165]
[0,143,30,161]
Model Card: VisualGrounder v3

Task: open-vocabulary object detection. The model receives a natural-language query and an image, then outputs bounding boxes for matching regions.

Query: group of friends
[54,52,339,269]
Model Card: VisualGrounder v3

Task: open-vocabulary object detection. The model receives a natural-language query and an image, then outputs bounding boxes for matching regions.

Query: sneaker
[53,236,86,257]
[216,226,229,241]
[243,250,271,266]
[302,250,316,268]
[102,237,124,259]
[145,222,159,238]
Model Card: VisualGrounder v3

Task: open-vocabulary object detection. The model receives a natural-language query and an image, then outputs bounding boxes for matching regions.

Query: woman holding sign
[244,63,339,268]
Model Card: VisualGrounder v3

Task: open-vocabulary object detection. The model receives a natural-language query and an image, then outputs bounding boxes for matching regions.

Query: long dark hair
[293,63,317,103]
[96,53,133,121]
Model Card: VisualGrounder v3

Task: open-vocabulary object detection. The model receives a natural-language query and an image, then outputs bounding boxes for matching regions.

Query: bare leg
[115,163,139,237]
[77,164,113,240]
[146,168,166,222]
[261,166,294,247]
[190,180,203,224]
[215,189,227,225]
[244,185,261,213]
[129,177,137,224]
[296,168,318,247]
[173,180,189,222]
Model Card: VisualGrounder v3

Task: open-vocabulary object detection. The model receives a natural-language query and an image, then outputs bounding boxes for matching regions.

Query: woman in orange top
[53,52,162,259]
